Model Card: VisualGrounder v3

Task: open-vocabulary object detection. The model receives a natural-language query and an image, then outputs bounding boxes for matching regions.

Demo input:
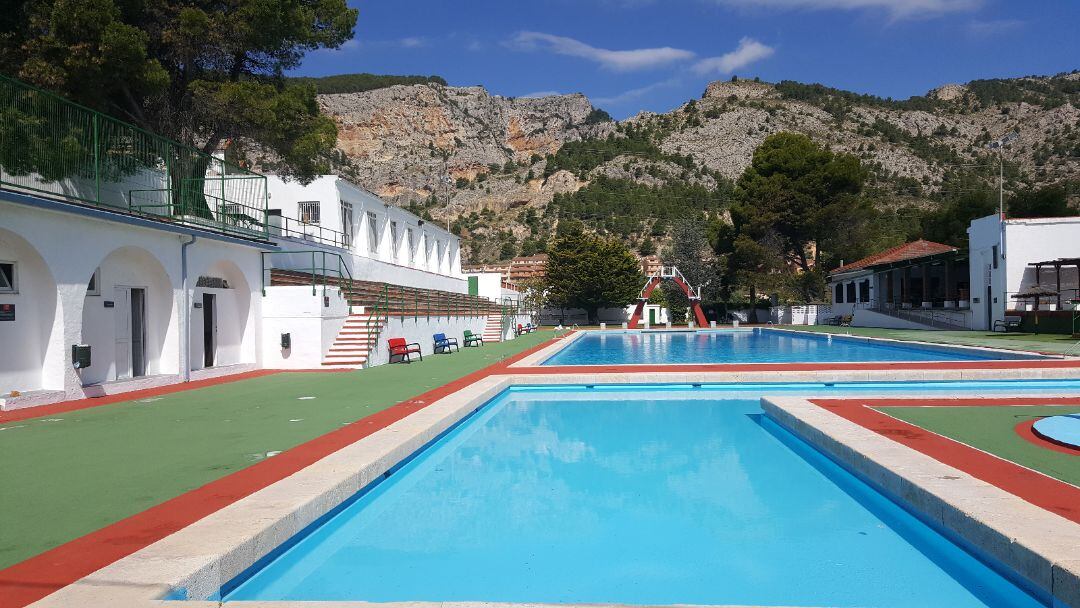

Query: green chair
[464,329,483,347]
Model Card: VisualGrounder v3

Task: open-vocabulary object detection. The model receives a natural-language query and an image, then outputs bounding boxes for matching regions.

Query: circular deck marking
[1032,413,1080,450]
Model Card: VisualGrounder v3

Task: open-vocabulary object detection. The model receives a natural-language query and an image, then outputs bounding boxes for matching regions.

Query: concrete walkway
[791,324,1080,355]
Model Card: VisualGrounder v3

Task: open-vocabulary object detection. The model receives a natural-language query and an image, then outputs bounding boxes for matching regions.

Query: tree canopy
[545,228,642,324]
[2,0,358,181]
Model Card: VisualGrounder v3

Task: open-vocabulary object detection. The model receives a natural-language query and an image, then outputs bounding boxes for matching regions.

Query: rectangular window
[340,202,354,248]
[367,212,379,253]
[859,280,870,303]
[991,245,999,269]
[86,267,101,296]
[389,221,399,261]
[0,262,16,293]
[406,228,415,264]
[834,283,844,304]
[845,282,856,303]
[298,201,320,225]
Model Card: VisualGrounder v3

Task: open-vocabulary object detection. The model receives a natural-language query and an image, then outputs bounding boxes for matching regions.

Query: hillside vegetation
[314,72,1080,265]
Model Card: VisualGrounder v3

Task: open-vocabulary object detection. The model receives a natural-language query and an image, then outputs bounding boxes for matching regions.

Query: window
[406,228,415,264]
[298,201,320,224]
[846,282,856,303]
[389,221,399,261]
[340,202,354,248]
[991,245,999,269]
[367,212,379,253]
[0,262,16,293]
[86,267,101,296]
[834,283,843,304]
[859,280,870,303]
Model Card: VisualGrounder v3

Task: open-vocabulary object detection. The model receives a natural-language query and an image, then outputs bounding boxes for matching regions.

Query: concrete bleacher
[269,269,507,318]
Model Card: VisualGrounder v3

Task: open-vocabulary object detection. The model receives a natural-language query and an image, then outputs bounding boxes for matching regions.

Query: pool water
[541,329,1038,366]
[221,383,1062,607]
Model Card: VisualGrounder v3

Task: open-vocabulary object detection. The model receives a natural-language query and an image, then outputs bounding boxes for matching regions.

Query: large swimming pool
[541,329,1042,365]
[219,381,1073,607]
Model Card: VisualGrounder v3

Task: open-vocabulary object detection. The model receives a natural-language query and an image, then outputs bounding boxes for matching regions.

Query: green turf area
[879,405,1080,487]
[0,332,550,570]
[790,325,1080,355]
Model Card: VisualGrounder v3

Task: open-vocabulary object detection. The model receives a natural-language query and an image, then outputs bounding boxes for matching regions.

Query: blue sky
[296,0,1080,119]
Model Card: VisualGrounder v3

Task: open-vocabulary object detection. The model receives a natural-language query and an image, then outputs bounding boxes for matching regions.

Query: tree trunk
[587,306,600,325]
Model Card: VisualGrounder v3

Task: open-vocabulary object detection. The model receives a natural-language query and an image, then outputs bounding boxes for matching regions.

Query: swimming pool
[219,382,1070,607]
[541,328,1043,365]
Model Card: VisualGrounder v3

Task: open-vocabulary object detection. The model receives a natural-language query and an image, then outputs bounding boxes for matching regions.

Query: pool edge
[762,396,1080,608]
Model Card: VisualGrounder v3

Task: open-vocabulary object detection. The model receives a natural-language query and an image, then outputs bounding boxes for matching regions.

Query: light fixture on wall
[417,220,425,226]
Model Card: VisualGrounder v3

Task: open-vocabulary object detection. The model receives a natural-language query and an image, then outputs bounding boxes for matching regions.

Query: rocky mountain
[316,73,1080,263]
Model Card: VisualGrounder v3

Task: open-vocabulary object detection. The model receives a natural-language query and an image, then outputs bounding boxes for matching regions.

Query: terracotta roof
[829,240,957,276]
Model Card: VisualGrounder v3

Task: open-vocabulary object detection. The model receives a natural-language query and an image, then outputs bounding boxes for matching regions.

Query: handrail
[1,74,268,240]
[260,250,354,297]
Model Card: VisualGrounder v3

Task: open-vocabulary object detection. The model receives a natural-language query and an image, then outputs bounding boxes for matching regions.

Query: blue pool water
[541,329,1039,365]
[220,382,1076,607]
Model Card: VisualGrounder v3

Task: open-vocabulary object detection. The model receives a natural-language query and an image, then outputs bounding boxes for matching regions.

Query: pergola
[1028,257,1080,309]
[867,249,969,309]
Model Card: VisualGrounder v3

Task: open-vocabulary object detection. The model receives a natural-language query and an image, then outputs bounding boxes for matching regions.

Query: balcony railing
[0,74,268,239]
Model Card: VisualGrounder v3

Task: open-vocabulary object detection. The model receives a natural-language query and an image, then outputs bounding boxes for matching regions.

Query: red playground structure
[628,266,708,328]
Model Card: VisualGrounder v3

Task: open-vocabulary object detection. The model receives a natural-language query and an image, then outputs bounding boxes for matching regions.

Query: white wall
[266,175,464,284]
[0,228,61,394]
[0,197,263,405]
[260,286,350,370]
[466,272,505,302]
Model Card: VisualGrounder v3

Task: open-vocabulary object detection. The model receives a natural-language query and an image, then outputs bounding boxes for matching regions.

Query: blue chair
[433,332,459,354]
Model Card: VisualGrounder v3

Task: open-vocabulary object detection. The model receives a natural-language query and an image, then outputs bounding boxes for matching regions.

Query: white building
[0,74,518,412]
[826,214,1080,332]
[968,214,1080,331]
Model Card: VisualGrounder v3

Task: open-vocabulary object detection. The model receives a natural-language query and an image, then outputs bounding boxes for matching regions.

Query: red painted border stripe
[0,337,559,608]
[810,397,1080,524]
[0,370,281,424]
[1015,419,1080,455]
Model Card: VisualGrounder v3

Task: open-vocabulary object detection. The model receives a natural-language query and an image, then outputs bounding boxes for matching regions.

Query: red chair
[387,337,422,363]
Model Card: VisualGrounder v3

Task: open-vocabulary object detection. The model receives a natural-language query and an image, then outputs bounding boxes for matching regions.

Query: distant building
[639,254,663,276]
[464,254,548,284]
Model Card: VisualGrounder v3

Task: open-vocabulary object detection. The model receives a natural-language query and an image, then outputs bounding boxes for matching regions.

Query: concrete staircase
[322,312,385,369]
[482,314,504,343]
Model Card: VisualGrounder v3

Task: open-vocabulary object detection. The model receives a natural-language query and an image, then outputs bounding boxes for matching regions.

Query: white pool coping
[29,370,1080,608]
[511,327,1062,368]
[763,396,1080,608]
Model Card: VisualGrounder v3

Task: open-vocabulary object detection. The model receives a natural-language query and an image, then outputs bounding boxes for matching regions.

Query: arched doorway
[79,247,175,386]
[0,228,61,393]
[191,259,252,369]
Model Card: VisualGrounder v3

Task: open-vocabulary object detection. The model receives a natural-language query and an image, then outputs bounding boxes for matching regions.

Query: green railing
[261,250,354,297]
[0,73,268,239]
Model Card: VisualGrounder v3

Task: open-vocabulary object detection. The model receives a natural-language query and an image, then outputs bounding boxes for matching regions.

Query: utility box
[72,344,91,369]
[280,333,291,349]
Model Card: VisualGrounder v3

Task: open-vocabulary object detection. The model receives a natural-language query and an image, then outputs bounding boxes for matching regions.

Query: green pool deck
[787,325,1080,355]
[0,332,551,571]
[879,405,1080,488]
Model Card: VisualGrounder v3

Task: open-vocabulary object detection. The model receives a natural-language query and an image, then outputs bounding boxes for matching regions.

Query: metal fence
[0,74,268,239]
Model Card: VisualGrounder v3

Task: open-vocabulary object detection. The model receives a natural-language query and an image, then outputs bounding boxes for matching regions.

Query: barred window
[299,201,320,224]
[367,212,379,253]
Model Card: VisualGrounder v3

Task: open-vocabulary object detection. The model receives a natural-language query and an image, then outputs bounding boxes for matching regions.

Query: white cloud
[519,90,563,98]
[398,36,427,48]
[711,0,981,19]
[594,78,681,106]
[693,38,775,75]
[967,19,1025,36]
[510,31,695,71]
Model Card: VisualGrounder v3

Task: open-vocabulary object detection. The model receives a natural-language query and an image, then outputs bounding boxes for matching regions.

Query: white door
[114,286,147,380]
[114,287,132,379]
